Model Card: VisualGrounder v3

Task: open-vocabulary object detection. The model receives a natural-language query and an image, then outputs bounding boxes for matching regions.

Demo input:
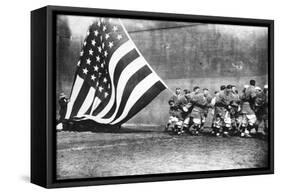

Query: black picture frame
[31,5,274,188]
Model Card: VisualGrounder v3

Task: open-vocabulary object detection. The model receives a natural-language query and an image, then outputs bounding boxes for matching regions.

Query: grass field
[56,126,268,180]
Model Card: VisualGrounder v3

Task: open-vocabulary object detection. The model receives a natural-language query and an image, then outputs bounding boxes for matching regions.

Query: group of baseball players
[165,79,268,138]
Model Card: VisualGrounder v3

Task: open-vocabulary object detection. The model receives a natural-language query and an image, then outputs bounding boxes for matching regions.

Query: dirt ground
[56,126,268,180]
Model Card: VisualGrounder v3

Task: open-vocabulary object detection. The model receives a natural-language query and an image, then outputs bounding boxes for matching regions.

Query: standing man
[214,85,235,137]
[165,99,183,134]
[189,86,207,135]
[169,87,183,106]
[239,80,257,137]
[180,89,193,132]
[168,88,185,134]
[230,85,240,133]
[202,88,213,130]
[253,86,266,135]
[57,92,69,130]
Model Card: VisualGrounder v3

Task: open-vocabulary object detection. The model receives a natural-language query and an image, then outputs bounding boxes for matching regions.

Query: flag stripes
[113,65,152,121]
[77,87,96,117]
[102,57,147,119]
[111,73,164,125]
[70,81,91,118]
[92,41,135,117]
[65,76,84,119]
[113,49,139,88]
[113,81,166,125]
[102,50,141,119]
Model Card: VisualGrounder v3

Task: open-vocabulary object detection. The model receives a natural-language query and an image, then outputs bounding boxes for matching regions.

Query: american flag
[64,18,167,126]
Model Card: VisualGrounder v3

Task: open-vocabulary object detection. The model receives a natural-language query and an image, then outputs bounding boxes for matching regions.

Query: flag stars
[104,50,108,57]
[105,33,110,40]
[108,84,111,89]
[98,46,102,53]
[99,86,104,92]
[102,42,105,49]
[77,61,80,66]
[91,39,96,46]
[96,55,100,62]
[80,50,84,56]
[117,34,122,40]
[94,30,99,36]
[94,65,99,71]
[87,30,90,36]
[89,49,93,55]
[103,77,107,83]
[109,42,114,48]
[103,25,107,32]
[86,58,91,65]
[113,26,118,32]
[91,74,96,81]
[97,20,101,27]
[83,68,88,75]
[104,92,109,98]
[83,41,87,46]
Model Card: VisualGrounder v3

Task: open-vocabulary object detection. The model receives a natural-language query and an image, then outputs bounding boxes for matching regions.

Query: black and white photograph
[55,14,270,180]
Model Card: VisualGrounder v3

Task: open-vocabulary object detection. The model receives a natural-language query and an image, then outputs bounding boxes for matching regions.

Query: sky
[58,15,268,40]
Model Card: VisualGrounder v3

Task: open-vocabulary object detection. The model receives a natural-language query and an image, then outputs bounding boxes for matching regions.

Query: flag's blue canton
[77,18,128,102]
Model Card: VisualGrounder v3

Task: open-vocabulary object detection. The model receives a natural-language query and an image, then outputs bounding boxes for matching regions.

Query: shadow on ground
[61,120,163,134]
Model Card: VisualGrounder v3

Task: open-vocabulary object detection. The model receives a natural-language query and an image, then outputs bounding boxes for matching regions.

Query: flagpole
[119,19,174,95]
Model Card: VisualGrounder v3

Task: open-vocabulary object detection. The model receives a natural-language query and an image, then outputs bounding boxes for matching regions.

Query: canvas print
[56,15,269,180]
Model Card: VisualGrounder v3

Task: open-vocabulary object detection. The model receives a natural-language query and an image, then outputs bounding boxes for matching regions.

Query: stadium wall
[126,75,268,126]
